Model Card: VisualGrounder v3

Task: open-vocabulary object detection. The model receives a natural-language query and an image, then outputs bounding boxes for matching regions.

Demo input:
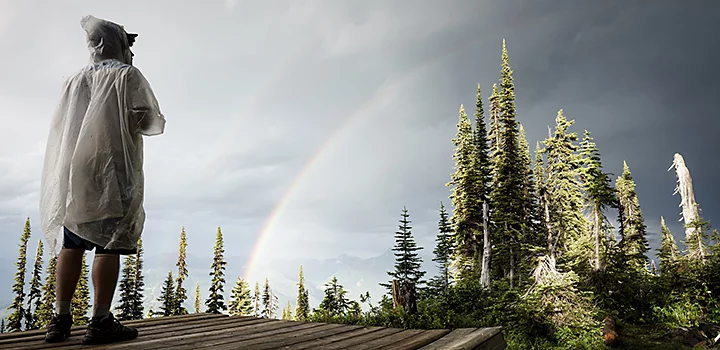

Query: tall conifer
[382,207,425,291]
[131,238,145,320]
[174,227,189,315]
[295,266,310,321]
[205,227,227,314]
[616,162,650,271]
[116,253,137,320]
[35,256,57,327]
[25,240,44,330]
[431,202,454,293]
[6,218,32,332]
[578,130,617,271]
[447,105,479,276]
[542,110,588,270]
[489,40,528,288]
[157,271,176,317]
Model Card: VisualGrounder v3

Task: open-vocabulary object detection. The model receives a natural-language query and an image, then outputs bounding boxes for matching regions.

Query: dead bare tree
[480,202,491,289]
[669,153,706,262]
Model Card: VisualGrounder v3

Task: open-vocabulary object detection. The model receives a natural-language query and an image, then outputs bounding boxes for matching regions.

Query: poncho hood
[80,15,138,63]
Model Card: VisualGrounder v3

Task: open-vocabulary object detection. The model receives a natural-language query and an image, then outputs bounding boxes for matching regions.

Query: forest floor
[614,323,709,349]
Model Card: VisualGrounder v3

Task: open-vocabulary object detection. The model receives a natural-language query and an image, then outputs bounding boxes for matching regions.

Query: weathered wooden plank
[415,328,477,350]
[343,329,426,350]
[205,323,342,349]
[0,314,233,348]
[245,323,359,350]
[4,316,262,350]
[418,327,504,350]
[283,326,386,350]
[152,321,325,350]
[473,329,506,350]
[246,323,358,349]
[316,327,407,350]
[97,318,301,350]
[375,329,451,350]
[0,313,223,342]
[83,317,274,350]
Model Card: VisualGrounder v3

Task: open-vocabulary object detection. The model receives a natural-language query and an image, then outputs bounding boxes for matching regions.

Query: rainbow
[242,75,404,282]
[241,41,470,281]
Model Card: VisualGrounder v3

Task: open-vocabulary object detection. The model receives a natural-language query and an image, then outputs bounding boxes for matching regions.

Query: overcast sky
[1,0,718,279]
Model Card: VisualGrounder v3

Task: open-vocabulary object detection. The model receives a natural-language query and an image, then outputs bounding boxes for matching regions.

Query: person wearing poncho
[39,15,165,345]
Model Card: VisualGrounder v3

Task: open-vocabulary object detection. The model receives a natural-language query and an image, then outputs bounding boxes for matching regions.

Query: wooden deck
[0,313,505,349]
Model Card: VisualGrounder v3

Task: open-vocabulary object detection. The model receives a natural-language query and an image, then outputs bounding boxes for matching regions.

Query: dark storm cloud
[0,0,717,262]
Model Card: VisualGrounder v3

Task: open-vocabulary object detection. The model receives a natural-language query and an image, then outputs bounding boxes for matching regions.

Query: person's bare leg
[55,248,85,314]
[92,254,120,318]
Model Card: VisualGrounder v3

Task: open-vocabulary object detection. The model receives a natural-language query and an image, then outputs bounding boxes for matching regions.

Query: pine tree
[72,253,90,325]
[431,202,454,293]
[35,256,57,328]
[447,104,480,276]
[578,130,617,271]
[474,84,494,288]
[174,227,189,316]
[615,162,650,271]
[382,207,425,291]
[473,83,492,205]
[317,276,350,318]
[194,283,201,313]
[116,253,137,320]
[25,240,44,330]
[488,83,502,161]
[205,227,227,314]
[488,40,530,288]
[252,282,260,317]
[228,277,252,316]
[6,218,32,332]
[261,278,273,318]
[157,271,176,317]
[130,238,145,320]
[281,301,293,320]
[1,319,4,333]
[518,124,543,267]
[541,110,587,265]
[295,266,310,321]
[658,217,679,276]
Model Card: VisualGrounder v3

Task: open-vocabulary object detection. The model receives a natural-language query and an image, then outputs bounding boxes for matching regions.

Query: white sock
[55,301,71,315]
[93,304,111,318]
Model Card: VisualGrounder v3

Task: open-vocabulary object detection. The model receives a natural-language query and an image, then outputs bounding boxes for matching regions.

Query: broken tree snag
[391,279,417,314]
[669,153,705,261]
[480,201,491,289]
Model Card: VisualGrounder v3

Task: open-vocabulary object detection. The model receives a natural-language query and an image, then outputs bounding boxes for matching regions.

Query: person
[39,15,165,345]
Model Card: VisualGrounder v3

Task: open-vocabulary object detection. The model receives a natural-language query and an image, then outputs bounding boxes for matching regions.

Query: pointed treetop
[475,84,484,119]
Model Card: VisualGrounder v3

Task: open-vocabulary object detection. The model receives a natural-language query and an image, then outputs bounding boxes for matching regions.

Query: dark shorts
[62,226,136,255]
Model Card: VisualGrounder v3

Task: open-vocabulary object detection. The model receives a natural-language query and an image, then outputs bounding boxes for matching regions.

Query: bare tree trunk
[480,202,491,289]
[544,193,555,261]
[594,207,601,271]
[670,153,705,262]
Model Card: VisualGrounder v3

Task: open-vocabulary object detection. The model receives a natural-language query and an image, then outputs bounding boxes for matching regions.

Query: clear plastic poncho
[40,15,166,256]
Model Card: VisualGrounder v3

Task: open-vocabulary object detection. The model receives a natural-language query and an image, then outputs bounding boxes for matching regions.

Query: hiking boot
[82,313,138,345]
[44,313,73,343]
